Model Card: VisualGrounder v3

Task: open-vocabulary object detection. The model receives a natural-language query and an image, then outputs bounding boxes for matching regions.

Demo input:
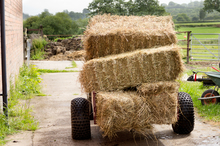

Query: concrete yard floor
[5,61,220,146]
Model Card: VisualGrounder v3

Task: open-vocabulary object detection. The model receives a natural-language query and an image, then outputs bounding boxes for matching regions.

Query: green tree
[23,11,81,37]
[125,0,136,15]
[88,0,116,16]
[134,0,166,16]
[83,8,90,14]
[168,1,176,7]
[88,0,166,16]
[199,9,206,21]
[23,16,40,28]
[192,16,199,21]
[75,18,89,34]
[175,13,191,22]
[39,9,52,19]
[114,0,127,15]
[69,11,86,20]
[55,12,79,34]
[204,0,220,12]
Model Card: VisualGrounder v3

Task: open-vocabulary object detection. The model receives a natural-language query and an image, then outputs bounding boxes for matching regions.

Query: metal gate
[190,33,220,61]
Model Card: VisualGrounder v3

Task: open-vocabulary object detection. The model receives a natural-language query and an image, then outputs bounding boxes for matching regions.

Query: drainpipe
[1,0,8,118]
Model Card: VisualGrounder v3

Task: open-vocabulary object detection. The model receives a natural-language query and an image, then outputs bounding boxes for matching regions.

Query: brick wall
[0,0,23,93]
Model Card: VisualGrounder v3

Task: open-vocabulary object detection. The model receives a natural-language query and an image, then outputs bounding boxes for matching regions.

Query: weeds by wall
[31,38,48,60]
[0,64,42,144]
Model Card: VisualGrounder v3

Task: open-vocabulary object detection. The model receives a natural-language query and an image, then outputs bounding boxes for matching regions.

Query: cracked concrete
[5,61,220,146]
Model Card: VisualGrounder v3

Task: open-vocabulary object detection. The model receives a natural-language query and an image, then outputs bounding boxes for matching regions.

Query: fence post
[186,31,191,64]
[39,25,43,38]
[27,39,32,67]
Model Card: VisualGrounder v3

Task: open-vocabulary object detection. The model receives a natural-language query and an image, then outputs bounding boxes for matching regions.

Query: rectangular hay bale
[96,81,179,138]
[83,14,177,60]
[79,45,183,93]
[137,82,179,124]
[96,91,152,138]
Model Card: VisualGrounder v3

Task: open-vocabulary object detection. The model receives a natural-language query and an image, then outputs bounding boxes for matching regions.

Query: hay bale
[137,82,179,124]
[83,14,177,60]
[96,81,179,138]
[79,45,183,93]
[96,91,152,139]
[67,50,86,61]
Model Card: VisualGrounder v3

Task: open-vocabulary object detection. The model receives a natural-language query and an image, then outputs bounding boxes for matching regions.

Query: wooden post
[39,25,43,37]
[186,31,191,64]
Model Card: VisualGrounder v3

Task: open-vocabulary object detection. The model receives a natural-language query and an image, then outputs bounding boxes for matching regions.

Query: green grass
[0,65,41,145]
[65,61,77,69]
[37,69,78,73]
[36,93,47,96]
[53,35,76,42]
[176,22,220,28]
[72,61,77,68]
[177,27,220,40]
[177,22,220,26]
[31,38,48,60]
[31,50,45,60]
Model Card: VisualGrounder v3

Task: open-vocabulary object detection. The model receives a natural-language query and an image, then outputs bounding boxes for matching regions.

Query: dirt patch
[48,50,86,61]
[44,36,85,61]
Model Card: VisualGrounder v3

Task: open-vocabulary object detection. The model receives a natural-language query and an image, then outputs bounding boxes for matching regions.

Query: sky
[23,0,195,16]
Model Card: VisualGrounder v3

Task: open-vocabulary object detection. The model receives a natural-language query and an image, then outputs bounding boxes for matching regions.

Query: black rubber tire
[201,89,220,105]
[172,92,194,134]
[71,97,91,140]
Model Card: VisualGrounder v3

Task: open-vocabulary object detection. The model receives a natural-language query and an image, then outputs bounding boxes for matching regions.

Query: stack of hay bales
[79,14,183,138]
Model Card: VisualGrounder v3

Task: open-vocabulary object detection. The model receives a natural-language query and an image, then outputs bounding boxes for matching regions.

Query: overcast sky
[23,0,195,16]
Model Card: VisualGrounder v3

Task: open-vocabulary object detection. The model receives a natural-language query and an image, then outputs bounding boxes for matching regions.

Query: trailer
[70,91,195,140]
[187,70,220,105]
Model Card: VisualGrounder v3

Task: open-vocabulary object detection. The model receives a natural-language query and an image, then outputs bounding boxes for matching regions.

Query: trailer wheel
[172,92,194,134]
[71,97,91,140]
[201,89,220,105]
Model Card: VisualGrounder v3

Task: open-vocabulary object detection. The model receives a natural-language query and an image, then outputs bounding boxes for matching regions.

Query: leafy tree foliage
[88,0,119,15]
[204,0,220,12]
[168,1,176,7]
[199,9,206,21]
[83,8,90,14]
[23,16,40,28]
[134,0,166,15]
[39,9,52,19]
[23,10,88,36]
[68,11,87,20]
[88,0,166,16]
[75,18,89,34]
[165,1,220,21]
[192,16,199,21]
[174,13,191,22]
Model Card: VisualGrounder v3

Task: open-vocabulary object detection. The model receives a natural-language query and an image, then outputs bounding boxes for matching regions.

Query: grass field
[176,22,220,26]
[177,27,220,39]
